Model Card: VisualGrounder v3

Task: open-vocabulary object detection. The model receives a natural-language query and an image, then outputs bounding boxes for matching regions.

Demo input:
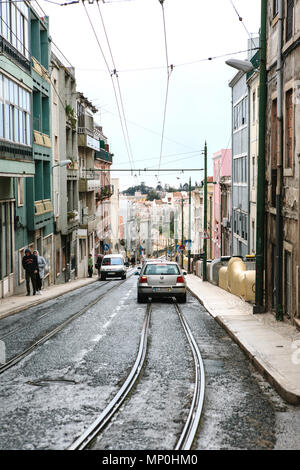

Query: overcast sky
[40,0,261,190]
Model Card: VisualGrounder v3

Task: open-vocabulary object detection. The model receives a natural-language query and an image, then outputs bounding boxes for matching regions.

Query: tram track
[0,274,134,376]
[68,299,205,451]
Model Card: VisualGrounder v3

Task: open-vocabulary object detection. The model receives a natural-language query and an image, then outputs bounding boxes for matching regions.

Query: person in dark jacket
[95,254,104,279]
[22,248,38,296]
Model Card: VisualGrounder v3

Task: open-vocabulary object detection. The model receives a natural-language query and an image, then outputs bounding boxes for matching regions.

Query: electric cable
[157,0,173,179]
[228,0,258,51]
[82,0,135,175]
[96,0,135,172]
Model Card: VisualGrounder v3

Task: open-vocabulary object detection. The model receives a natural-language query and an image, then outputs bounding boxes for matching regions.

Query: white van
[99,254,128,280]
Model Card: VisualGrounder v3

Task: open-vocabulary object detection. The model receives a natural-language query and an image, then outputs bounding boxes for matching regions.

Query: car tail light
[177,276,185,283]
[139,276,148,284]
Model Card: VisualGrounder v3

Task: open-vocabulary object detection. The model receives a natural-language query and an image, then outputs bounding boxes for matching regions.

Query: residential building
[94,125,113,255]
[51,52,79,283]
[0,0,33,297]
[229,67,250,257]
[27,12,53,289]
[265,0,299,323]
[220,174,232,256]
[247,51,260,255]
[212,149,232,259]
[77,93,98,277]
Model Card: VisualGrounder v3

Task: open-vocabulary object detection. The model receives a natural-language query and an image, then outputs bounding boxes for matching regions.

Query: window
[271,169,277,208]
[17,178,24,206]
[144,264,180,275]
[271,99,278,170]
[284,250,292,317]
[0,73,31,145]
[0,0,29,58]
[252,220,255,253]
[19,248,25,283]
[233,97,248,131]
[252,91,256,123]
[285,89,293,169]
[252,156,255,188]
[286,0,294,42]
[273,0,279,16]
[56,249,60,276]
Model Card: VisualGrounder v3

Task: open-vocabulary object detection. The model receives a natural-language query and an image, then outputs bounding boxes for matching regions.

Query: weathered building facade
[229,70,250,257]
[51,53,79,284]
[212,149,232,259]
[265,0,300,323]
[0,0,34,297]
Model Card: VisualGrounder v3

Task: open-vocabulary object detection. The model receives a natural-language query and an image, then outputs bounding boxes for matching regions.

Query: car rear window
[144,264,180,275]
[102,258,123,265]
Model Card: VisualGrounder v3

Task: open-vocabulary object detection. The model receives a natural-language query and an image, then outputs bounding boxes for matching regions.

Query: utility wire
[96,0,135,171]
[82,0,135,173]
[228,0,258,51]
[157,0,173,179]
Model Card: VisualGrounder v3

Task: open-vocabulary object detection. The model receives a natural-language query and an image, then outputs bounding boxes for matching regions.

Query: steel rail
[67,303,152,450]
[174,302,205,450]
[0,281,112,342]
[0,273,135,376]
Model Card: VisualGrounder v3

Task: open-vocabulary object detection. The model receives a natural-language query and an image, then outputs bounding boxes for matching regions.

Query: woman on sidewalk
[33,250,46,295]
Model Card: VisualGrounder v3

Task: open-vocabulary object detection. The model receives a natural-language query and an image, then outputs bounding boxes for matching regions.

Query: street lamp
[225,59,254,73]
[52,159,72,169]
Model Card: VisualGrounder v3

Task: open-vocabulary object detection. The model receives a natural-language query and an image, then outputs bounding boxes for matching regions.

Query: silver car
[136,261,187,303]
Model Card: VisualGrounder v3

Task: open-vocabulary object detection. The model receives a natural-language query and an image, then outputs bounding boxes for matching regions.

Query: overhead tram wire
[96,0,136,173]
[73,47,259,74]
[228,0,258,51]
[157,0,173,180]
[81,0,135,175]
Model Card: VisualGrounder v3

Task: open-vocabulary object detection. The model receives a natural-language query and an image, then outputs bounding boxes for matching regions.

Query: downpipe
[275,0,284,321]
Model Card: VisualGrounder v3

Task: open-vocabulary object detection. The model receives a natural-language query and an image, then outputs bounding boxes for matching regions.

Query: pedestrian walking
[33,250,46,295]
[88,253,93,278]
[95,253,104,279]
[22,248,38,296]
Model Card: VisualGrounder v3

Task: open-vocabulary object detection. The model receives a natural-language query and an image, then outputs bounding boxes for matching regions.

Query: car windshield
[102,258,123,266]
[144,264,180,275]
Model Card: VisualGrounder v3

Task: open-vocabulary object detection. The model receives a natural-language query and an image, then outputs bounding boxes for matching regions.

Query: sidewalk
[0,276,98,321]
[186,274,300,405]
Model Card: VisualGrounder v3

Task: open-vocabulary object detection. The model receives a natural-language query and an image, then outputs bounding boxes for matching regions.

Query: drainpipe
[253,0,267,313]
[275,0,284,321]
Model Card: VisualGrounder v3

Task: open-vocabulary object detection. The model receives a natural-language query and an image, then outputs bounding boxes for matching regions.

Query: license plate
[153,287,171,292]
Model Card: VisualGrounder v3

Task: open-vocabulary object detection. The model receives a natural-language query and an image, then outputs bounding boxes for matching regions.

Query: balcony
[33,130,51,148]
[95,185,114,201]
[77,133,100,150]
[80,214,96,233]
[79,178,101,193]
[27,199,54,231]
[95,148,113,164]
[67,159,79,180]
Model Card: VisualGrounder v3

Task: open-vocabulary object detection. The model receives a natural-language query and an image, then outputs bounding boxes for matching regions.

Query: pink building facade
[212,149,232,259]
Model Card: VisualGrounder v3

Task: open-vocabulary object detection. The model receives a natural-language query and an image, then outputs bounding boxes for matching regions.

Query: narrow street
[0,275,299,450]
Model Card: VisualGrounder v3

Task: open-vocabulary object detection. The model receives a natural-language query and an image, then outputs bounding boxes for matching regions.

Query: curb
[0,278,98,321]
[187,285,300,405]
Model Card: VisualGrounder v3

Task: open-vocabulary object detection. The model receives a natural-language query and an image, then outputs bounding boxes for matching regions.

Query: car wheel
[122,273,126,280]
[177,293,187,303]
[100,274,106,281]
[137,294,147,303]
